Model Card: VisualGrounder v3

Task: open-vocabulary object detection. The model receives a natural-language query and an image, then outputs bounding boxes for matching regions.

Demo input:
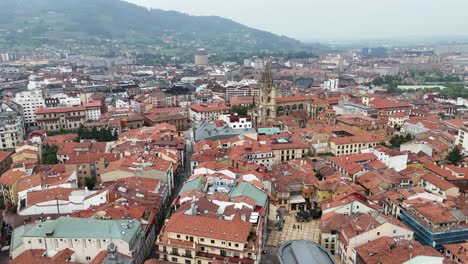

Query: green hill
[0,0,302,52]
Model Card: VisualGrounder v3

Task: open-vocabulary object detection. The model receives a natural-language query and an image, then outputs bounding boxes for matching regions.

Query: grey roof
[19,217,142,244]
[278,240,336,264]
[229,182,267,207]
[194,120,256,142]
[178,177,205,196]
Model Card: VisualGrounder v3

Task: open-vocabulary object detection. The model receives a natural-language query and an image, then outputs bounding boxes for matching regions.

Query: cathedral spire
[261,61,274,87]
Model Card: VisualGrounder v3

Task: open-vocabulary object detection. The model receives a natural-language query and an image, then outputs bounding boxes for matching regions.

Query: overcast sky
[125,0,468,41]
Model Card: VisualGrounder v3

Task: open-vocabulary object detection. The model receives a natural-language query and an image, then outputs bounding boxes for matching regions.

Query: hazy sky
[126,0,468,41]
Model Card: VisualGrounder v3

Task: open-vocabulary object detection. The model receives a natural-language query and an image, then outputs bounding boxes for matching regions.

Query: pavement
[266,214,321,246]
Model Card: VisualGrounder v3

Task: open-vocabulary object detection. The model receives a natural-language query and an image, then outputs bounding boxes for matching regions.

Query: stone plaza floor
[266,214,321,246]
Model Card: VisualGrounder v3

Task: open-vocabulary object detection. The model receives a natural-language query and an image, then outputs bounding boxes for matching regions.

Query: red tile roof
[26,187,75,206]
[164,213,252,243]
[190,102,230,112]
[35,106,85,114]
[0,150,12,162]
[422,173,457,191]
[0,170,24,186]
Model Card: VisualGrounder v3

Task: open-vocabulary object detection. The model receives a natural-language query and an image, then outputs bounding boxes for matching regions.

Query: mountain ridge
[0,0,302,52]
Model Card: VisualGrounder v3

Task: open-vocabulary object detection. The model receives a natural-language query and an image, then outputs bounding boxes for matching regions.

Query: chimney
[106,242,117,260]
[241,213,246,221]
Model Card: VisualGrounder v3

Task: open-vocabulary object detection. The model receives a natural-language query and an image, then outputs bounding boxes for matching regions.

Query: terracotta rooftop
[164,213,252,243]
[0,150,12,162]
[0,169,24,186]
[35,105,86,114]
[355,237,443,264]
[443,242,468,263]
[422,173,457,191]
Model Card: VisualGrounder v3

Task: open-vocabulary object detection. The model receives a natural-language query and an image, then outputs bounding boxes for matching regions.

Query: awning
[290,196,306,204]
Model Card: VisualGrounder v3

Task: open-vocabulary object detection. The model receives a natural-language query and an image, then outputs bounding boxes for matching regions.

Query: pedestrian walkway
[266,214,320,246]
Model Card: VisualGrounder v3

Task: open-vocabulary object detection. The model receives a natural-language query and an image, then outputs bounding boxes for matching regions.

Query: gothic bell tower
[258,62,276,126]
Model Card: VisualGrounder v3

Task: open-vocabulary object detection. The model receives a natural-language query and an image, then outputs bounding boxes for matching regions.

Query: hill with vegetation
[0,0,304,53]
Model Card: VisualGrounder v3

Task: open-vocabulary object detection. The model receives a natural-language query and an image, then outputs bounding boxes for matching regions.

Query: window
[393,230,396,234]
[211,240,215,244]
[200,238,204,242]
[177,234,181,238]
[172,257,178,262]
[377,232,380,236]
[86,257,91,261]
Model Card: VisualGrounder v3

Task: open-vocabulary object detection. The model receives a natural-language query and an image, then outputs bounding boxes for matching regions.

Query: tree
[91,126,99,140]
[389,135,404,148]
[42,144,59,164]
[231,105,255,116]
[84,177,96,190]
[447,148,464,166]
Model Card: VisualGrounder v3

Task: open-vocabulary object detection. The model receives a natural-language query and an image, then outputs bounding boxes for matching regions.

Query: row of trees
[76,125,118,142]
[389,134,413,148]
[231,104,255,116]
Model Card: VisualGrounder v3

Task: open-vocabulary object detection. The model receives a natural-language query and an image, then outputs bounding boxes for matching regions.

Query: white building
[17,171,78,212]
[0,101,25,150]
[322,199,376,215]
[456,124,468,151]
[400,141,433,157]
[84,101,102,121]
[362,146,408,172]
[19,187,108,216]
[219,114,252,129]
[14,90,45,127]
[115,99,129,109]
[190,102,230,123]
[323,79,339,91]
[48,93,81,107]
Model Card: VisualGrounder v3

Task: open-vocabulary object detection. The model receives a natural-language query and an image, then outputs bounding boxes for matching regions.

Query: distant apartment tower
[361,47,387,58]
[194,54,208,65]
[14,90,45,127]
[0,101,25,150]
[323,79,339,91]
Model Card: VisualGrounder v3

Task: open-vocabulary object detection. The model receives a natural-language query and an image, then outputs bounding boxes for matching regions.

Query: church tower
[258,62,276,126]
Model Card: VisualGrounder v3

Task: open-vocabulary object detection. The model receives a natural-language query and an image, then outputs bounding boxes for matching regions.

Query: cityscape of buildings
[0,23,467,264]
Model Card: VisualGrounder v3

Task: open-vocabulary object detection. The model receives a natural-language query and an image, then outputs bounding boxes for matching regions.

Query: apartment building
[11,217,147,264]
[0,101,25,150]
[14,90,44,127]
[265,134,309,164]
[361,145,408,172]
[64,153,121,187]
[337,212,414,264]
[0,151,13,175]
[225,86,259,101]
[329,128,385,156]
[190,102,230,123]
[401,201,468,249]
[35,106,87,132]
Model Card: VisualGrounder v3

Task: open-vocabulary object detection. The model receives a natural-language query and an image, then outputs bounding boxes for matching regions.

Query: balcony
[196,252,253,264]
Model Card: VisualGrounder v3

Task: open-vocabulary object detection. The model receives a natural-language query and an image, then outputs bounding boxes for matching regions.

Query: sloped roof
[229,182,267,207]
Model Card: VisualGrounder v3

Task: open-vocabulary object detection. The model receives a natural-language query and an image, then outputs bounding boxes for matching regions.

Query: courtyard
[266,214,321,247]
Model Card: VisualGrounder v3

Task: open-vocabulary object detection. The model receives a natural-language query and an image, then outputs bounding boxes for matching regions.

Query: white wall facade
[14,90,45,126]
